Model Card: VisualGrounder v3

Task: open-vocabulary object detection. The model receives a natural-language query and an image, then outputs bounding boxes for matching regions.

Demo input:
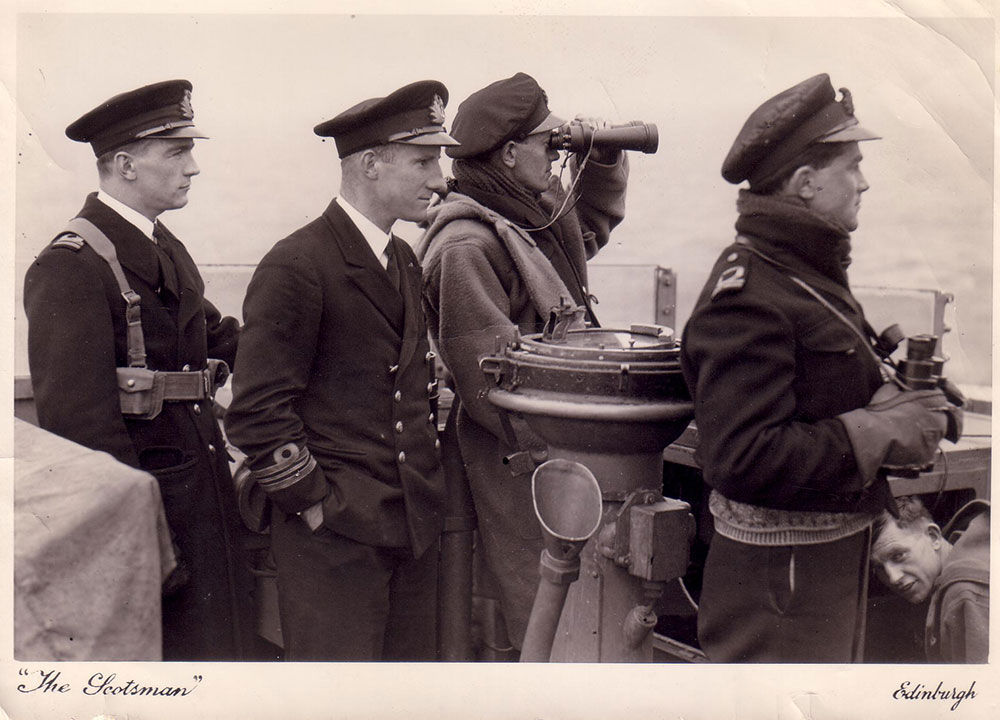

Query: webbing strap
[61,217,147,368]
[787,275,904,390]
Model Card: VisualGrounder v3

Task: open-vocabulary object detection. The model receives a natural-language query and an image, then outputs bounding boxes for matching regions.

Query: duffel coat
[23,192,251,660]
[419,158,628,648]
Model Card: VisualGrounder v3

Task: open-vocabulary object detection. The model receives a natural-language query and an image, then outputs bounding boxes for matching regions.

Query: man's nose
[858,172,869,193]
[884,565,904,586]
[186,158,201,177]
[426,165,447,195]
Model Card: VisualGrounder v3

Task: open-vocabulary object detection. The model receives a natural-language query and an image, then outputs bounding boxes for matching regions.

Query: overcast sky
[11,7,994,385]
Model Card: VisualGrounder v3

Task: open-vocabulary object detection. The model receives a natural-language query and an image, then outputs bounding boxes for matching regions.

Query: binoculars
[548,120,659,154]
[898,334,945,391]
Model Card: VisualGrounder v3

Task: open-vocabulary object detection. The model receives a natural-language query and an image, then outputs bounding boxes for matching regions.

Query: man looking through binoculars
[417,72,632,652]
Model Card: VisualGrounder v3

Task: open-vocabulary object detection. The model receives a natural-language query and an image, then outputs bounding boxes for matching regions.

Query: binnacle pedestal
[481,320,696,662]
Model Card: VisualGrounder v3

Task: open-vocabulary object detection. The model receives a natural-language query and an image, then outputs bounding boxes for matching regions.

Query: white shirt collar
[96,191,158,242]
[335,196,392,269]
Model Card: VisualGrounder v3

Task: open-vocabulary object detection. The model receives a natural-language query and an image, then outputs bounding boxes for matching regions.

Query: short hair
[752,141,848,195]
[96,138,157,177]
[873,495,934,540]
[373,144,396,163]
[341,142,395,170]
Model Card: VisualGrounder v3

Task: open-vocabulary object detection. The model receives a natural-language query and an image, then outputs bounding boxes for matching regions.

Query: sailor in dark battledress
[680,74,960,662]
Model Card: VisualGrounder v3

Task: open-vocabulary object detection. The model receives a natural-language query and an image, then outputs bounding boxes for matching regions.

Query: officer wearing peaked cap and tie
[679,74,961,662]
[225,80,457,661]
[24,80,253,660]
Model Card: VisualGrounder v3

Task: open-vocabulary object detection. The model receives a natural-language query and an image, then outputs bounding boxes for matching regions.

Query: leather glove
[938,378,966,442]
[838,384,950,486]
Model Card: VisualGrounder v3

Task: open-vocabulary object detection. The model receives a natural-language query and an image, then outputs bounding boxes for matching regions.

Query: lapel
[153,221,204,338]
[81,194,163,292]
[321,199,404,334]
[391,235,422,373]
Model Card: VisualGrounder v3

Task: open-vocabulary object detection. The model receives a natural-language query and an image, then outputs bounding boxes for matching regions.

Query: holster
[117,367,167,420]
[117,360,230,420]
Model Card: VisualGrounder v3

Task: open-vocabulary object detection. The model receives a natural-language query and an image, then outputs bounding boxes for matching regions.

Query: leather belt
[160,369,212,401]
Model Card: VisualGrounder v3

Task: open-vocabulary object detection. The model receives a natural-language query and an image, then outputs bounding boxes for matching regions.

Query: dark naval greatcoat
[223,199,445,659]
[23,192,251,660]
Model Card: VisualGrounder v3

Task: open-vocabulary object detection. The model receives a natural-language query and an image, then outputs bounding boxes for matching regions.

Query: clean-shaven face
[511,131,561,195]
[871,521,944,603]
[807,141,869,231]
[129,138,200,218]
[374,144,448,224]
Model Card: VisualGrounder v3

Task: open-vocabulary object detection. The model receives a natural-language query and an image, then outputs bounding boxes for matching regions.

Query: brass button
[435,439,441,450]
[182,364,191,372]
[126,379,136,388]
[389,364,399,375]
[726,253,738,262]
[193,403,201,415]
[394,391,402,402]
[208,443,216,453]
[427,381,437,394]
[428,413,435,423]
[395,421,404,433]
[398,451,407,464]
[425,351,435,363]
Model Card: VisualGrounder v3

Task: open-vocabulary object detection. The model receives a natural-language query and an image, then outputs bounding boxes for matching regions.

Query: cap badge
[178,89,194,120]
[429,94,445,125]
[839,87,854,116]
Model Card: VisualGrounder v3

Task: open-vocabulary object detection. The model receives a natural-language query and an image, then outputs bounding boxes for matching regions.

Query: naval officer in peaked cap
[24,79,253,660]
[225,80,458,660]
[680,74,961,662]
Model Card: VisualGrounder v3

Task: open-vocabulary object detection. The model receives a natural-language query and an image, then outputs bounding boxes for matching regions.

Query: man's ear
[787,165,817,200]
[926,523,945,549]
[359,149,380,179]
[499,140,518,170]
[114,151,138,181]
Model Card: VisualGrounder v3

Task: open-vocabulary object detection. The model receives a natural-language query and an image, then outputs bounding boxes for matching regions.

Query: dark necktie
[152,221,179,295]
[385,236,401,293]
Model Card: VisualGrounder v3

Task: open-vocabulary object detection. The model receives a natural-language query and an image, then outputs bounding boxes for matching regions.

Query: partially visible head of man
[316,80,459,230]
[67,80,207,220]
[871,496,952,604]
[447,72,565,196]
[721,74,879,231]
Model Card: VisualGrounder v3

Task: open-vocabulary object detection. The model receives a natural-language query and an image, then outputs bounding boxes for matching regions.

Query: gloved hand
[838,384,950,486]
[938,378,966,442]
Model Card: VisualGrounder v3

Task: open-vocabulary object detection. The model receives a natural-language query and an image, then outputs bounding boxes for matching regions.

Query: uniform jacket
[224,199,444,557]
[926,501,990,663]
[23,192,248,659]
[25,193,239,467]
[680,191,885,514]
